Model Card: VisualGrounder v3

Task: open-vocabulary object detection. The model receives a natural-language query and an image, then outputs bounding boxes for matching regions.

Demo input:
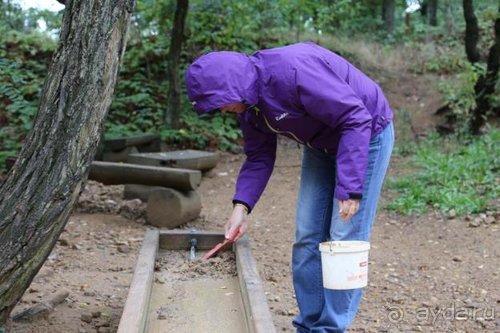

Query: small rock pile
[76,181,146,222]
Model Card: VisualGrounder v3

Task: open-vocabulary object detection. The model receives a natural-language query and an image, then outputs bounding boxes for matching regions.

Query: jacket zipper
[254,107,328,153]
[261,112,305,144]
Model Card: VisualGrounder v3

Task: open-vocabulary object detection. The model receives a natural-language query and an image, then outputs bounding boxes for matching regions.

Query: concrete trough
[117,229,276,333]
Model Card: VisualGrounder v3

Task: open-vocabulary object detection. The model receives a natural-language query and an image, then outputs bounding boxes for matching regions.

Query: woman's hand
[339,199,360,221]
[225,204,248,240]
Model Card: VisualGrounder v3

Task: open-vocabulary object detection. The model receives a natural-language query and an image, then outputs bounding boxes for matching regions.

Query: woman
[186,42,394,333]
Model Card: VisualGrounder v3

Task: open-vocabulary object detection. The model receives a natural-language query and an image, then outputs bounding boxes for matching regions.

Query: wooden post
[88,161,201,191]
[146,189,201,228]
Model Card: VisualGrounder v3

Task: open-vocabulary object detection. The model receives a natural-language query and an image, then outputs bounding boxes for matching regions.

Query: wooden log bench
[88,161,201,191]
[88,162,202,228]
[96,134,162,162]
[128,150,219,172]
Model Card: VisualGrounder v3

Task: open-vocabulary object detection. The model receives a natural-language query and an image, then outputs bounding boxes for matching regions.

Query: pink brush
[202,229,242,260]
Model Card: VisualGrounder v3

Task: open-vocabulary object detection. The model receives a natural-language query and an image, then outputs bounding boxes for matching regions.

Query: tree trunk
[382,0,395,33]
[428,0,438,26]
[470,5,500,134]
[0,0,135,324]
[463,0,480,63]
[165,0,189,129]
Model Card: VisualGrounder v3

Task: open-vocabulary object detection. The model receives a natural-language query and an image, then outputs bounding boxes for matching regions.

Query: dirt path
[199,144,499,333]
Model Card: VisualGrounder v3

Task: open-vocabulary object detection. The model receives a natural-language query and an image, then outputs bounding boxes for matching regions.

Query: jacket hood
[185,51,258,115]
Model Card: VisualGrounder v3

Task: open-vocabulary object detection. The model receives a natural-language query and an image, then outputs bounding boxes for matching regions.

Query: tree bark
[165,0,189,129]
[470,5,500,134]
[382,0,395,33]
[428,0,438,26]
[0,0,135,324]
[463,0,480,63]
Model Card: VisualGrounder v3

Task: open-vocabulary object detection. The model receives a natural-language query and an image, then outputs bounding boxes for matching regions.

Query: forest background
[0,0,498,215]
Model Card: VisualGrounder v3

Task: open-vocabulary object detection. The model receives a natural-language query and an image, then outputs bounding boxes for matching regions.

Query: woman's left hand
[339,199,360,221]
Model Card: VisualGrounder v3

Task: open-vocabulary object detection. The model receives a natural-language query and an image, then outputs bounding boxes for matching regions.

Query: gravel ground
[6,144,499,333]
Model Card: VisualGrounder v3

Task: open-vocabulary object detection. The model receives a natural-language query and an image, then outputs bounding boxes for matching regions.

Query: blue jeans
[292,123,394,333]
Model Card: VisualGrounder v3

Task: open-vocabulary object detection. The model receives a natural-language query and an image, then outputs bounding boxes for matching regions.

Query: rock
[468,219,481,228]
[104,199,117,206]
[97,328,111,333]
[447,209,456,219]
[80,313,93,323]
[95,319,110,327]
[92,311,101,318]
[155,276,165,284]
[484,216,495,224]
[117,245,130,254]
[276,309,287,316]
[84,291,96,297]
[452,256,462,262]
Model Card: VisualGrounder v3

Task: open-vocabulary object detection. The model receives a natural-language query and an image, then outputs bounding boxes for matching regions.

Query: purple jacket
[186,42,393,212]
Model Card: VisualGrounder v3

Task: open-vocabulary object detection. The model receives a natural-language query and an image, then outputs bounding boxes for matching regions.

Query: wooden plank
[236,236,277,333]
[159,230,230,251]
[128,150,219,172]
[104,134,160,152]
[117,228,159,333]
[88,161,201,191]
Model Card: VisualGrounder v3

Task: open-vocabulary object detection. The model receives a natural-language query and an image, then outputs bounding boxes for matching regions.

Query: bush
[386,130,500,215]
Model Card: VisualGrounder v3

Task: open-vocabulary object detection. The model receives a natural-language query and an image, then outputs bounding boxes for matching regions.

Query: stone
[447,209,456,219]
[468,219,481,228]
[80,313,93,323]
[117,245,130,254]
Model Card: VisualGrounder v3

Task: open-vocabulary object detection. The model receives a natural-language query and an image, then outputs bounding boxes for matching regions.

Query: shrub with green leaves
[161,110,242,152]
[386,130,500,215]
[0,30,57,170]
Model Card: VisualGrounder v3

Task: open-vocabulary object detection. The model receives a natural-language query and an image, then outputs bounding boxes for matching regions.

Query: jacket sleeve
[295,64,372,200]
[233,116,277,212]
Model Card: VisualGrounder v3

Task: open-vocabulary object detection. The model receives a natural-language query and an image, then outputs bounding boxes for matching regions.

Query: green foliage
[106,35,169,136]
[386,130,500,215]
[161,111,241,152]
[0,30,57,171]
[315,0,383,36]
[437,62,482,125]
[422,52,468,74]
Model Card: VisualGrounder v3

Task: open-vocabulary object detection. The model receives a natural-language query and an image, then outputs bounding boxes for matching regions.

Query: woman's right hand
[225,204,248,240]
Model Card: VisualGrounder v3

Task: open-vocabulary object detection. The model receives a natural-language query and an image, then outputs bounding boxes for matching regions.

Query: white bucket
[319,241,370,290]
